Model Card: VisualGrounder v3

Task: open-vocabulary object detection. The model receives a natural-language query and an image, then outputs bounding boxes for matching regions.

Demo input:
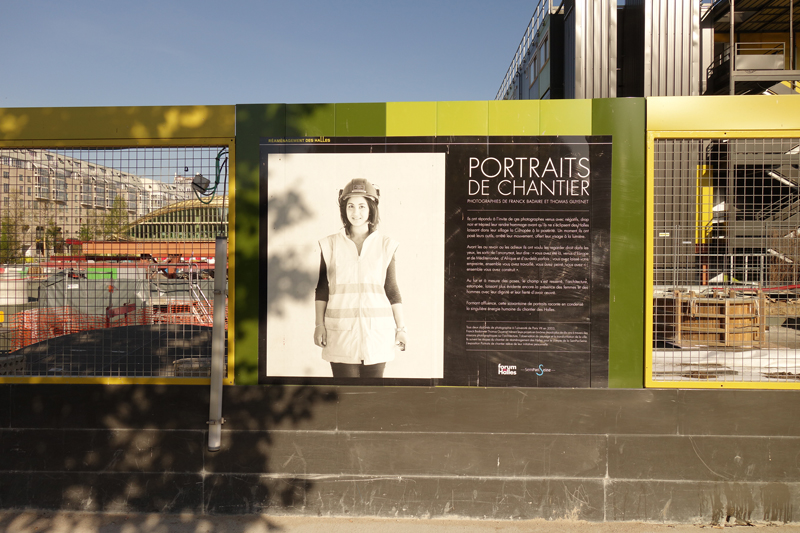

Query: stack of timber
[764,293,800,326]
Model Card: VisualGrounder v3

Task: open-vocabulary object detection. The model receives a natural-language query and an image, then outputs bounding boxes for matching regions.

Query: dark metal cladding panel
[564,0,577,98]
[609,435,800,482]
[607,479,800,523]
[4,385,800,519]
[0,472,203,513]
[204,475,607,519]
[0,428,203,474]
[618,1,646,96]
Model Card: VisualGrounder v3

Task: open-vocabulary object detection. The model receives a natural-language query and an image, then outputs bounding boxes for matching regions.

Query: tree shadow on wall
[0,511,290,532]
[233,104,324,382]
[203,383,339,515]
[266,188,315,317]
[206,106,338,518]
[0,105,345,529]
[0,381,338,530]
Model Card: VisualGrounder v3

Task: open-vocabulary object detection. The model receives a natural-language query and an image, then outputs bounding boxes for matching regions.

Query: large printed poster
[260,136,612,386]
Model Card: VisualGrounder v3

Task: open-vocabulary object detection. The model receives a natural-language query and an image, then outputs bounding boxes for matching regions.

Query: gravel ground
[2,512,800,533]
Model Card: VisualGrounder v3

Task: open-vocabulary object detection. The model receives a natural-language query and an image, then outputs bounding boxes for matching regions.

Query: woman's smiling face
[346,196,370,229]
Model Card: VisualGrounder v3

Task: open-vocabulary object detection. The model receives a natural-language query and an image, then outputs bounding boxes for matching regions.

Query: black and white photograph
[262,142,446,383]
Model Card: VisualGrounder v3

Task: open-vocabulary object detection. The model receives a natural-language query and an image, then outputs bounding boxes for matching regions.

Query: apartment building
[0,148,190,255]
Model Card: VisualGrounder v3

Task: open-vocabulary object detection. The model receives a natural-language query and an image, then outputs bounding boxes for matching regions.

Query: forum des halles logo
[498,363,550,376]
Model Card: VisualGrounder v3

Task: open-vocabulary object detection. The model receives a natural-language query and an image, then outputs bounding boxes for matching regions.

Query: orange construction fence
[11,302,227,351]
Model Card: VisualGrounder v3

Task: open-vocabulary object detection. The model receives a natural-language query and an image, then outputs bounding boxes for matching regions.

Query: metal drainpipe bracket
[207,418,226,425]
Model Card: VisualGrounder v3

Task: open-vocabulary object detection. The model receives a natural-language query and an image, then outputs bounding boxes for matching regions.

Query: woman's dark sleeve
[315,253,329,302]
[384,255,402,305]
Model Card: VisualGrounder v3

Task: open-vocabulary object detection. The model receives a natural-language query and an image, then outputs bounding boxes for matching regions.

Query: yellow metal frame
[0,106,236,385]
[695,165,713,245]
[646,129,800,389]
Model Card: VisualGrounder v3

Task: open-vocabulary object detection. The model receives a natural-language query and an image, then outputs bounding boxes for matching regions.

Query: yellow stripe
[0,376,210,385]
[645,132,654,388]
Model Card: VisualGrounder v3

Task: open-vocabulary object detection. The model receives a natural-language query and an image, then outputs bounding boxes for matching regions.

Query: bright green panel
[285,104,336,137]
[436,101,489,135]
[539,99,592,135]
[87,268,117,280]
[233,104,286,384]
[592,98,646,389]
[334,103,386,137]
[386,102,437,136]
[488,101,541,135]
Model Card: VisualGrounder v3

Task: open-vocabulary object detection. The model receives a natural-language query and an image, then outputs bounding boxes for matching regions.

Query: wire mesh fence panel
[651,136,800,386]
[0,146,228,379]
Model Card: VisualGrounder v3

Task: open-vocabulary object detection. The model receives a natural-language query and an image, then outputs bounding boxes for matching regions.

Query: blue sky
[1,0,535,108]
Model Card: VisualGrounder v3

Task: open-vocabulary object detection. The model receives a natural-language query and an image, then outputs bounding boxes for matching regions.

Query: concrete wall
[1,384,798,523]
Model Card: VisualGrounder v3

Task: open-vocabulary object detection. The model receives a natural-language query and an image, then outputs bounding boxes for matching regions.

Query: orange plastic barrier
[11,302,226,351]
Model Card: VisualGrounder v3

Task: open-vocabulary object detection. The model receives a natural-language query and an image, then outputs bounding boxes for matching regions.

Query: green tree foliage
[78,222,95,241]
[45,221,64,254]
[0,216,21,264]
[102,195,129,239]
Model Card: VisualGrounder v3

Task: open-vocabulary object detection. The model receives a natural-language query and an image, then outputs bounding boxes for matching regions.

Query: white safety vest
[319,229,399,364]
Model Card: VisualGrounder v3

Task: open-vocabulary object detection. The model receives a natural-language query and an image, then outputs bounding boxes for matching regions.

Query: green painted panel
[592,98,646,388]
[285,104,336,137]
[233,104,287,384]
[386,102,437,137]
[436,101,489,135]
[488,101,540,135]
[334,103,386,137]
[87,268,117,280]
[539,99,592,135]
[235,98,644,387]
[236,104,285,140]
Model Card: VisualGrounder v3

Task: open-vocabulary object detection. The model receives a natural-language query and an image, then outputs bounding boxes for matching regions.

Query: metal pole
[207,235,227,451]
[730,0,735,95]
[791,0,794,70]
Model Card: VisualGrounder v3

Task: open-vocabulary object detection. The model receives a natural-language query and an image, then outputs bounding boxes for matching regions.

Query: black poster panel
[260,136,611,387]
[442,136,612,387]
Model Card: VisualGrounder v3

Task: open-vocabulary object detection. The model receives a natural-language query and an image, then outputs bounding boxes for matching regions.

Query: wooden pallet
[672,290,766,347]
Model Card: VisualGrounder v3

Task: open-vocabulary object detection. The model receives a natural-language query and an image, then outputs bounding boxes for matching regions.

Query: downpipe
[208,235,227,451]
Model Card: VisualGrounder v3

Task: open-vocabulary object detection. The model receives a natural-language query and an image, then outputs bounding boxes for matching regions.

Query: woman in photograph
[313,178,407,378]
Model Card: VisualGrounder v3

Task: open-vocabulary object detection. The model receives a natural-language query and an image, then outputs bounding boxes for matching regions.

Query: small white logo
[498,364,517,375]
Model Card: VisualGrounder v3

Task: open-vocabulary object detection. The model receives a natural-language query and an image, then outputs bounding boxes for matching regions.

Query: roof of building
[124,195,228,227]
